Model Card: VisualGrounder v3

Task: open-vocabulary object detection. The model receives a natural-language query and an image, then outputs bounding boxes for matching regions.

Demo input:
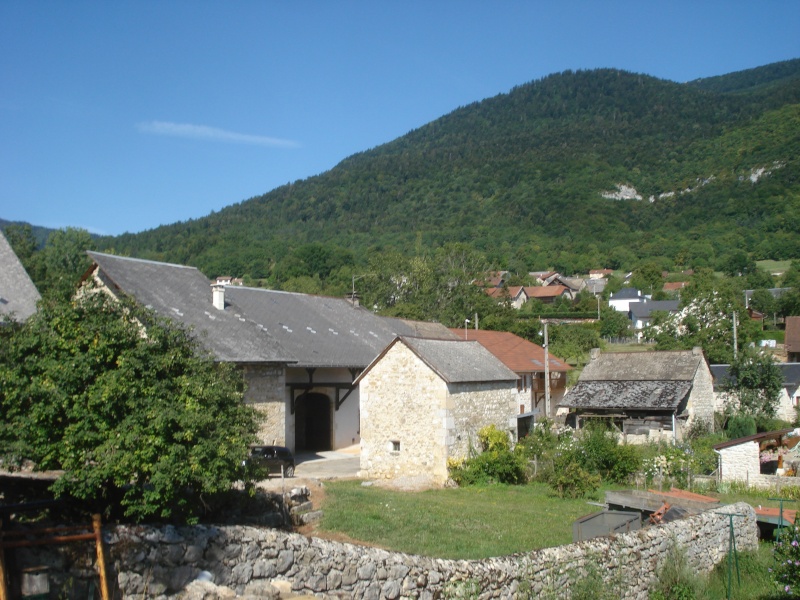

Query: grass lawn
[318,480,619,559]
[757,259,793,274]
[314,480,792,598]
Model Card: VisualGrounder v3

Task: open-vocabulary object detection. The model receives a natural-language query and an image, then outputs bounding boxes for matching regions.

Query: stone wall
[8,503,758,600]
[243,364,287,446]
[447,381,517,459]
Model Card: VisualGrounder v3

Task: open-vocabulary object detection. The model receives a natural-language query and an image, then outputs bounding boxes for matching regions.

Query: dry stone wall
[9,503,757,600]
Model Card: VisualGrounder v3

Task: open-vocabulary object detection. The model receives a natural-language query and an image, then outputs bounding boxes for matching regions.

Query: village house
[484,285,528,309]
[356,336,518,485]
[559,348,715,442]
[710,363,800,423]
[84,251,459,454]
[0,230,40,323]
[629,299,680,331]
[609,287,645,313]
[525,285,573,304]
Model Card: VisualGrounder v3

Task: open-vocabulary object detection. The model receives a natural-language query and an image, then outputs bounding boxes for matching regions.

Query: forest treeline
[79,59,800,284]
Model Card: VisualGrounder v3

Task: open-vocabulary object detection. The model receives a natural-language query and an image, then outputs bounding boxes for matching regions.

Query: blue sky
[1,2,798,236]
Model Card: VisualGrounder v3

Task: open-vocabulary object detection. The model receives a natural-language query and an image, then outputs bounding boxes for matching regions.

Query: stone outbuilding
[357,336,519,485]
[713,429,800,488]
[559,348,715,442]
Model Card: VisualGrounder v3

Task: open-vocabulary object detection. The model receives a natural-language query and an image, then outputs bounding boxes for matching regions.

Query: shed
[559,348,714,442]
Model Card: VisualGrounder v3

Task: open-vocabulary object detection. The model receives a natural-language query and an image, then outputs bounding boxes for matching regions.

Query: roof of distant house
[629,300,680,320]
[525,285,569,299]
[0,230,41,322]
[485,285,525,299]
[711,362,800,396]
[663,281,688,292]
[448,328,570,373]
[610,287,643,300]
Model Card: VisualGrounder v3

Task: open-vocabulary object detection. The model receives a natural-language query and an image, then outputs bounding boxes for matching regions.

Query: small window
[391,440,401,452]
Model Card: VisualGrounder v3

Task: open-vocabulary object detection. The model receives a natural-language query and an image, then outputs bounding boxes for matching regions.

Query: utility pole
[732,311,738,360]
[543,321,550,419]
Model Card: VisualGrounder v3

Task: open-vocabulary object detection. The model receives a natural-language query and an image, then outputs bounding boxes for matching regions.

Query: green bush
[548,461,600,499]
[578,422,642,483]
[755,416,793,433]
[726,414,757,439]
[449,447,527,486]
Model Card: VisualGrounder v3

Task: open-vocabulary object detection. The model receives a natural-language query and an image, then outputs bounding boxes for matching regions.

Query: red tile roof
[524,285,569,299]
[663,281,688,291]
[485,286,525,299]
[448,328,571,373]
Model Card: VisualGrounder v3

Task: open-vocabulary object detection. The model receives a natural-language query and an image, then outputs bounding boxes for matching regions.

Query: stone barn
[357,336,518,485]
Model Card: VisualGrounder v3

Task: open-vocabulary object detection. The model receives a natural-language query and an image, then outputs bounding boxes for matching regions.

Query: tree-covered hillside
[94,61,800,279]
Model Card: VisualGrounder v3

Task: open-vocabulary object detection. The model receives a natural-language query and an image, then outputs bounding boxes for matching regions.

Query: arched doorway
[295,392,332,452]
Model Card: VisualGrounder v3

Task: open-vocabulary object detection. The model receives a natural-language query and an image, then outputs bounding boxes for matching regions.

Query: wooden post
[92,514,111,600]
[0,519,8,600]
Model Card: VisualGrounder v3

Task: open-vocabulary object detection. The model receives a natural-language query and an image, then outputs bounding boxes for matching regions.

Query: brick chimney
[212,283,225,310]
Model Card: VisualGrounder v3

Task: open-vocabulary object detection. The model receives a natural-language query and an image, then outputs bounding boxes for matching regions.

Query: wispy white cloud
[137,121,300,148]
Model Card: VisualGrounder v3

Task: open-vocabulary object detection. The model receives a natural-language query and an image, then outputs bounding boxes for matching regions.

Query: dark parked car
[244,445,295,477]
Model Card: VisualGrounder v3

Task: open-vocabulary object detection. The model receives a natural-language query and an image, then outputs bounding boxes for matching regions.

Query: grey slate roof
[560,380,692,410]
[584,278,607,295]
[225,287,451,369]
[364,336,518,384]
[610,287,643,300]
[629,300,680,320]
[579,350,702,382]
[711,363,800,396]
[559,350,703,411]
[87,252,294,364]
[0,230,40,322]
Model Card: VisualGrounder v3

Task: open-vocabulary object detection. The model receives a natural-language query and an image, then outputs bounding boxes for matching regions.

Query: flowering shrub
[643,444,694,487]
[773,525,800,596]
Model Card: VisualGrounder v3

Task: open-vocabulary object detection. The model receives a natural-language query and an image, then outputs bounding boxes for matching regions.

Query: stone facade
[717,440,800,489]
[359,342,516,485]
[8,503,758,599]
[687,356,716,427]
[243,364,287,446]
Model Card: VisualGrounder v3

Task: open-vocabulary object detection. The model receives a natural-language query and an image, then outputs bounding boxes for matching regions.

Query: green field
[757,260,793,274]
[316,480,792,598]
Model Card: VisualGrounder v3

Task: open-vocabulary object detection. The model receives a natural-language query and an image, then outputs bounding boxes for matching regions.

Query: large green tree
[0,290,260,522]
[723,348,783,419]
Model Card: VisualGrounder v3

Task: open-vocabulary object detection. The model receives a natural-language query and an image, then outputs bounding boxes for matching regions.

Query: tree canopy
[723,348,784,419]
[0,290,260,523]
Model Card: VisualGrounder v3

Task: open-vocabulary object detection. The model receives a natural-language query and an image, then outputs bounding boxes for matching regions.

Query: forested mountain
[93,59,800,279]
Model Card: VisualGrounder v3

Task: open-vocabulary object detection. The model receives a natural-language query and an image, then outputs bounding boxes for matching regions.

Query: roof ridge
[88,251,199,271]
